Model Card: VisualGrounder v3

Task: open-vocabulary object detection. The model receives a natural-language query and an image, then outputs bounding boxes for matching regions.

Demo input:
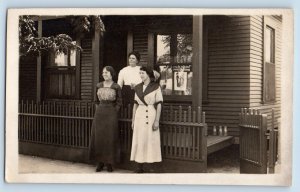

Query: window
[156,33,193,96]
[263,19,276,103]
[45,47,79,99]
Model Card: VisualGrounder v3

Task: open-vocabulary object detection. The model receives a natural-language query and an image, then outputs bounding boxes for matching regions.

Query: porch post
[127,30,133,66]
[147,32,155,68]
[192,15,203,108]
[92,28,101,102]
[36,18,42,102]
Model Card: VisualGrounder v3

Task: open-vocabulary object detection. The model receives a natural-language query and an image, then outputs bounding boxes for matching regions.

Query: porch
[18,100,235,173]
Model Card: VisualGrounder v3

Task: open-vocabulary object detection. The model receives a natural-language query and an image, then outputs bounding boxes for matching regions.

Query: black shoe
[96,162,104,172]
[107,164,113,172]
[134,168,144,173]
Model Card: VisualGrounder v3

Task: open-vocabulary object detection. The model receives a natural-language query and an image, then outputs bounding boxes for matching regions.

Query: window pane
[176,34,193,63]
[70,50,77,66]
[265,26,275,63]
[159,66,173,95]
[157,35,171,65]
[173,65,192,95]
[54,53,68,66]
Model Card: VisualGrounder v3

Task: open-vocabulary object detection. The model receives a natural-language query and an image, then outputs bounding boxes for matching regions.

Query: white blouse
[117,66,142,88]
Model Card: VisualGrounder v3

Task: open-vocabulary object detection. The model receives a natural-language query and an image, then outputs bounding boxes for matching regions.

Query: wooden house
[18,15,282,173]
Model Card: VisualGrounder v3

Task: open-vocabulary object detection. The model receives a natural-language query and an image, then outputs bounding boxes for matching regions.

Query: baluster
[174,110,178,158]
[197,106,201,124]
[183,111,187,158]
[188,106,192,123]
[202,112,206,125]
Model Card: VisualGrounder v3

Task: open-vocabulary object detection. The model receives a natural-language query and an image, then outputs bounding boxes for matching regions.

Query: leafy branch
[19,15,105,56]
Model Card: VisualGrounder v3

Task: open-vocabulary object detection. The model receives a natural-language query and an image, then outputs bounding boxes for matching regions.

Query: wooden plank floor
[207,136,234,155]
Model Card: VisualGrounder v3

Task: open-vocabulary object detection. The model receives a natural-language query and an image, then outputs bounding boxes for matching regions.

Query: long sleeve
[115,84,123,111]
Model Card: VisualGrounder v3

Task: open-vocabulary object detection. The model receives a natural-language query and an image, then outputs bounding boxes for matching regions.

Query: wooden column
[147,32,155,67]
[92,29,101,102]
[127,30,133,66]
[202,19,209,103]
[192,15,203,107]
[75,37,81,99]
[36,18,42,102]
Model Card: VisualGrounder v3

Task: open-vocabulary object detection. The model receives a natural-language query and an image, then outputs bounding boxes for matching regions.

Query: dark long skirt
[122,85,135,107]
[89,103,120,165]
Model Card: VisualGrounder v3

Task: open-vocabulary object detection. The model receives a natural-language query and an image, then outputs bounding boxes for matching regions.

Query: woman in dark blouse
[89,66,122,172]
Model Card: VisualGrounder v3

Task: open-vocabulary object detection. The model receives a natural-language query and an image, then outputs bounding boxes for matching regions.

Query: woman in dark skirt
[89,66,122,172]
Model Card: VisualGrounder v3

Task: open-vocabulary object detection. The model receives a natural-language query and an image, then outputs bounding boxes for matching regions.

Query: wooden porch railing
[19,100,207,162]
[119,104,207,161]
[239,108,279,174]
[18,100,95,148]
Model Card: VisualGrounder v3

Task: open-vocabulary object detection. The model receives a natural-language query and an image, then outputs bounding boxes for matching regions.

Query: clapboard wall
[80,37,93,101]
[249,15,281,128]
[203,16,252,138]
[19,54,37,101]
[132,17,149,67]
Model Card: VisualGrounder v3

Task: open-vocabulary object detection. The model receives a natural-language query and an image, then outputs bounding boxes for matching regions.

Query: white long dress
[130,82,163,163]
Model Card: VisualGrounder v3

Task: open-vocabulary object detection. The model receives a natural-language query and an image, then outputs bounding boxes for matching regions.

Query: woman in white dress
[130,66,163,173]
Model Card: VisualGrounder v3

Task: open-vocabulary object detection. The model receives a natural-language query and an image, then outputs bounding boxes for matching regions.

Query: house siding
[80,37,93,101]
[203,16,252,137]
[249,15,281,128]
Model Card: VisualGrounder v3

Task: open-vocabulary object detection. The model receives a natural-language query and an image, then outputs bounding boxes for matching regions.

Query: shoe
[107,164,113,172]
[134,168,144,173]
[96,162,104,172]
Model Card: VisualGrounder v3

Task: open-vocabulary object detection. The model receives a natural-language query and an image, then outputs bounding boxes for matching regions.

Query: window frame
[153,31,193,102]
[44,40,81,100]
[262,16,277,104]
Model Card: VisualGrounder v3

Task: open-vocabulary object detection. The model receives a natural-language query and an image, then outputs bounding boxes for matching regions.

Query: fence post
[268,109,275,173]
[261,114,268,173]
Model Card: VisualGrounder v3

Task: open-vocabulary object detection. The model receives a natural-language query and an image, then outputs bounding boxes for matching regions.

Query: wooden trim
[192,16,203,107]
[127,30,133,66]
[262,16,277,103]
[202,18,209,103]
[75,37,81,99]
[36,19,42,102]
[147,32,155,68]
[92,29,100,102]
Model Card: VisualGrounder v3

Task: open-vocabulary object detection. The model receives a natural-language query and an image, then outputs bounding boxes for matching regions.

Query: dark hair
[140,66,155,82]
[128,51,141,62]
[103,66,116,79]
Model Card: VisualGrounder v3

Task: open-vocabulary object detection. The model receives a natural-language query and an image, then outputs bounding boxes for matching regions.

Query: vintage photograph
[5,8,293,185]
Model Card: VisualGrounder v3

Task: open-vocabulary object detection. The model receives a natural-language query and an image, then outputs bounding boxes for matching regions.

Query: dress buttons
[146,122,148,124]
[146,116,148,118]
[146,110,148,112]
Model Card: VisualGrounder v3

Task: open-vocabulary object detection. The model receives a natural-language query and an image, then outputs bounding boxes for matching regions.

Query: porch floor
[207,135,235,155]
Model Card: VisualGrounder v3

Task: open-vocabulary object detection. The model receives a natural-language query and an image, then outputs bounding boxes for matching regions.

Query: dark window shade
[263,21,276,103]
[45,67,77,99]
[264,62,276,102]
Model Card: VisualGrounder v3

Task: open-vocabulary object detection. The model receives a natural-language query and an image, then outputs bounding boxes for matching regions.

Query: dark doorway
[103,31,128,82]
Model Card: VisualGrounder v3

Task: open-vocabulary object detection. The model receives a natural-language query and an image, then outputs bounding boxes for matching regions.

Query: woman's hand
[152,120,159,131]
[131,121,134,130]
